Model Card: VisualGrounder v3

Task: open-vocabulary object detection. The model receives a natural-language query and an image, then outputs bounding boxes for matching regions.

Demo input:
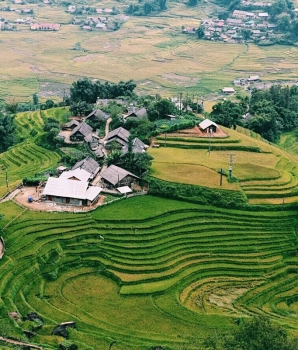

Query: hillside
[149,124,298,205]
[1,196,298,350]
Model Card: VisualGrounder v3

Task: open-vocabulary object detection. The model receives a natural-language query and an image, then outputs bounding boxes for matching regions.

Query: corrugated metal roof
[117,186,132,194]
[59,168,90,182]
[86,186,102,200]
[199,119,218,130]
[106,127,130,143]
[72,157,100,176]
[70,122,93,137]
[43,177,102,201]
[43,177,88,199]
[100,165,139,186]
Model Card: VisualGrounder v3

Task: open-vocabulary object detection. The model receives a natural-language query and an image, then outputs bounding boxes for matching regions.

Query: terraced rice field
[0,142,60,197]
[149,125,298,204]
[0,196,298,349]
[15,107,70,140]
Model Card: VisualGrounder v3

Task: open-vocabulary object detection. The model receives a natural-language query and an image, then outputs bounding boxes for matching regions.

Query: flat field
[1,1,298,101]
[1,196,298,349]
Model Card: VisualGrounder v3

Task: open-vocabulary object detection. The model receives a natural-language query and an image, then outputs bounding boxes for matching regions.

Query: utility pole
[227,153,236,181]
[219,168,224,186]
[179,92,182,115]
[208,128,213,155]
[5,171,8,190]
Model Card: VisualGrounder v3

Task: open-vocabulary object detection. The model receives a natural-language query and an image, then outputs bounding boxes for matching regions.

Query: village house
[232,10,255,18]
[247,75,260,82]
[122,137,148,155]
[199,119,219,133]
[72,157,100,179]
[100,164,140,189]
[85,109,109,123]
[258,12,269,19]
[222,87,236,94]
[43,177,102,206]
[70,121,93,142]
[122,107,147,122]
[105,126,148,154]
[59,168,91,183]
[30,23,60,31]
[105,126,130,148]
[62,120,80,131]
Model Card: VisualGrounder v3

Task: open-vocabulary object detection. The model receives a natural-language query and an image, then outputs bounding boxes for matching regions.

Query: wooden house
[100,165,140,189]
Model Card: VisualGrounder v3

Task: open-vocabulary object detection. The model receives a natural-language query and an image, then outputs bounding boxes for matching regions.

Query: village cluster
[37,102,150,209]
[0,0,127,31]
[25,99,221,210]
[183,1,298,44]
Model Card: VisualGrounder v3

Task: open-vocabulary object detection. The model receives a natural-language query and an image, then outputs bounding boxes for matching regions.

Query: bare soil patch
[167,125,228,138]
[14,186,105,213]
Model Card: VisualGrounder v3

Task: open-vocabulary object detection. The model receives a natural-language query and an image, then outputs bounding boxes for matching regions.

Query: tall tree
[0,111,16,152]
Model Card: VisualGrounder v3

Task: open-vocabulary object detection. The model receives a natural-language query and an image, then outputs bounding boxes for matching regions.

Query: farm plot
[1,196,298,349]
[149,125,298,204]
[0,142,60,197]
[2,0,298,101]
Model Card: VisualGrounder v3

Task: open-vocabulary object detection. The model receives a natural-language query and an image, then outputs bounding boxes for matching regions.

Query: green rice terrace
[1,196,298,350]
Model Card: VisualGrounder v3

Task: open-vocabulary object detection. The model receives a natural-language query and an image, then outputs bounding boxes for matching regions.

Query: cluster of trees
[202,316,298,350]
[210,99,247,129]
[247,85,298,141]
[210,85,298,142]
[126,0,167,15]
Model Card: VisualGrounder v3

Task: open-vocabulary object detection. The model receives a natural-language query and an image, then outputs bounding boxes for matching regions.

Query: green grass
[1,196,298,349]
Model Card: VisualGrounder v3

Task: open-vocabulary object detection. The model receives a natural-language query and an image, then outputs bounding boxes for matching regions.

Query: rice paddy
[1,2,298,101]
[1,196,298,349]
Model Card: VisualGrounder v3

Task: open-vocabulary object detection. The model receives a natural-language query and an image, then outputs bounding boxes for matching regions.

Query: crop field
[0,196,298,349]
[149,125,298,204]
[2,2,298,101]
[0,142,60,197]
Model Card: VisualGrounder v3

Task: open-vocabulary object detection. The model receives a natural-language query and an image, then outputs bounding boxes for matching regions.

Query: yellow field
[1,1,298,100]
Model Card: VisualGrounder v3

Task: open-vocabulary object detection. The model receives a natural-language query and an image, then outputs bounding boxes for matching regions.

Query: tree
[32,93,39,106]
[70,78,95,104]
[0,112,16,152]
[147,98,176,121]
[241,29,251,40]
[270,0,288,18]
[159,0,167,10]
[277,14,291,32]
[218,11,229,20]
[197,25,205,39]
[223,316,298,350]
[210,100,244,129]
[188,0,198,6]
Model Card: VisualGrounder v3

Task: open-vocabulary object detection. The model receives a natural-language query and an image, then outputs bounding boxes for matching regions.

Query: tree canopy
[0,103,16,153]
[70,78,137,104]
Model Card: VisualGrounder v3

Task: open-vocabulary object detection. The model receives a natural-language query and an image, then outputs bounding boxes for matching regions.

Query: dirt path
[0,336,42,349]
[103,117,112,141]
[0,188,21,203]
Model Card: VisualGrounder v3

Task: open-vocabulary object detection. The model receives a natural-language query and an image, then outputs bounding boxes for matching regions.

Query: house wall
[46,195,82,206]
